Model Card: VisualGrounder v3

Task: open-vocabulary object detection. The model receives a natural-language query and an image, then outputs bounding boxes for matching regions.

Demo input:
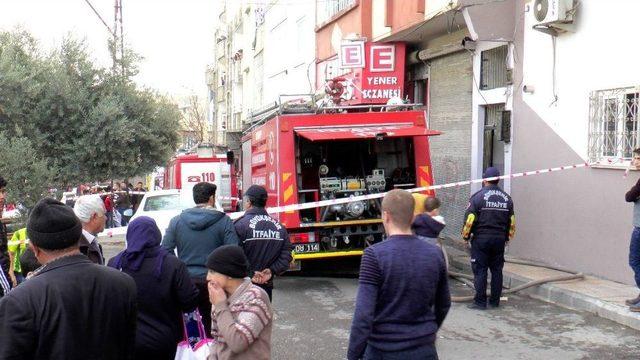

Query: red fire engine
[240,103,439,267]
[164,145,239,212]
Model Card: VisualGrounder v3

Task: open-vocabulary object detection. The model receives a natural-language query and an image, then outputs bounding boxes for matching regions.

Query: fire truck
[164,145,239,212]
[239,101,439,267]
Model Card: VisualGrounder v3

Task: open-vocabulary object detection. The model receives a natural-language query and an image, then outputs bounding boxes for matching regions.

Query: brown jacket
[209,279,273,360]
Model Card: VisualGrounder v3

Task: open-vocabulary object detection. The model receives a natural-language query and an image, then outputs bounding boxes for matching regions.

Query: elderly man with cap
[0,198,137,359]
[462,167,515,310]
[74,195,107,264]
[234,185,292,301]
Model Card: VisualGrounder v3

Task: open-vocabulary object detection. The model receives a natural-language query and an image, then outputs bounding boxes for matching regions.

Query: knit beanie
[28,198,83,250]
[206,245,250,279]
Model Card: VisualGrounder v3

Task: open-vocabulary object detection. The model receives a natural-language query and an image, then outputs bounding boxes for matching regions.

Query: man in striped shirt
[348,189,450,360]
[0,177,13,297]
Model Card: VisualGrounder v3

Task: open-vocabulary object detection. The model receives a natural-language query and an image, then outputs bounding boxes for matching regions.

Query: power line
[83,0,114,35]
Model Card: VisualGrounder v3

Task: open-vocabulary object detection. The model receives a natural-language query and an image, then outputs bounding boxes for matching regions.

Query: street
[101,237,640,359]
[271,276,640,360]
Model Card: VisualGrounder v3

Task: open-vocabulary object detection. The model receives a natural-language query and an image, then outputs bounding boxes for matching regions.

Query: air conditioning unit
[532,0,575,26]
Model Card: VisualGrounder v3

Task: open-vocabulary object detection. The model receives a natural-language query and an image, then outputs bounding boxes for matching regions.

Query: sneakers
[625,294,640,306]
[467,303,487,310]
[630,302,640,312]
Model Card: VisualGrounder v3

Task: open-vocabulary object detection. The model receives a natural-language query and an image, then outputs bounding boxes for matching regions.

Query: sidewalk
[445,245,640,331]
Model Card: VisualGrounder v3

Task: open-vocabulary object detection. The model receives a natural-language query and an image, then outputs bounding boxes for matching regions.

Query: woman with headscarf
[108,216,199,359]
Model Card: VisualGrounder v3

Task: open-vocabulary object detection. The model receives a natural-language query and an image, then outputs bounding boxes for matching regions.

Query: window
[480,45,509,90]
[588,87,640,162]
[316,0,356,25]
[143,195,181,212]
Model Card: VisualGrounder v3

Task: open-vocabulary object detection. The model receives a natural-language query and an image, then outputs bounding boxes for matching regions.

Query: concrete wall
[315,1,371,62]
[263,1,316,102]
[428,49,473,238]
[371,0,425,41]
[510,0,640,284]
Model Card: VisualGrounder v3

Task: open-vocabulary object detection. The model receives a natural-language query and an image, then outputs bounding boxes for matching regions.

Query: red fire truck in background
[239,103,439,268]
[164,145,239,212]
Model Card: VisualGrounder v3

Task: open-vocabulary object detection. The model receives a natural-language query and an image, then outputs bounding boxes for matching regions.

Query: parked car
[129,189,223,236]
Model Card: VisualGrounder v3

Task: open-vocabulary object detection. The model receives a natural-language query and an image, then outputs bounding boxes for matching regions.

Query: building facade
[373,0,639,284]
[207,0,316,151]
[508,0,640,284]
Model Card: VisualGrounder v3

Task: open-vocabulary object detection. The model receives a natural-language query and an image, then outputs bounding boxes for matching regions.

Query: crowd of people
[68,181,147,229]
[0,166,523,359]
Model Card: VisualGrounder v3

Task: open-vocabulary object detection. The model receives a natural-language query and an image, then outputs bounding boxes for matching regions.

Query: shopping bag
[175,309,214,360]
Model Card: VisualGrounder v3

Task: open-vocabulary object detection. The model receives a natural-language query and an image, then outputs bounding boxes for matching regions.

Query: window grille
[588,87,639,162]
[480,45,509,90]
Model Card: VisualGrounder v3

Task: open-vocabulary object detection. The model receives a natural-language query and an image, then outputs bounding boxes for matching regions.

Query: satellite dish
[534,0,549,22]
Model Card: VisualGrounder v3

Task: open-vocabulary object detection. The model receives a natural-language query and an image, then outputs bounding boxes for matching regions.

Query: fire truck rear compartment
[294,136,416,251]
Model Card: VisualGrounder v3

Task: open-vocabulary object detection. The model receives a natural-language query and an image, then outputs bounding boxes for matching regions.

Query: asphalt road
[271,276,640,360]
[101,237,640,359]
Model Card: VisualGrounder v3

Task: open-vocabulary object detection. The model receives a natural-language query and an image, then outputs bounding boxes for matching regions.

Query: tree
[182,94,209,144]
[0,133,55,212]
[0,29,181,187]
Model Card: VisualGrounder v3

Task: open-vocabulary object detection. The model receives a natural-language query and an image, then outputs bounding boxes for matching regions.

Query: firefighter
[234,185,292,301]
[461,167,515,310]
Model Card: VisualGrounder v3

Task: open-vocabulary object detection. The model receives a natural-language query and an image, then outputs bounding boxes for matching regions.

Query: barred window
[588,87,639,162]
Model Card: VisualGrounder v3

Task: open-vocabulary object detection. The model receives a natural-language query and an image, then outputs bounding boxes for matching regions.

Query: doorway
[483,103,506,182]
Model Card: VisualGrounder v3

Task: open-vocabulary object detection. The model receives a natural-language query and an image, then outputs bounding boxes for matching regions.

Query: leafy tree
[0,29,181,189]
[0,133,55,212]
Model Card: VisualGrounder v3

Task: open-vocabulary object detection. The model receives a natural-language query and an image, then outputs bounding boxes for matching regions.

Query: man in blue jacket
[162,182,238,334]
[234,185,292,301]
[348,189,450,360]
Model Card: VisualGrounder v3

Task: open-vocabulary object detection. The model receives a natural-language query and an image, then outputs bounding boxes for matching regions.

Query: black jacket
[0,254,137,360]
[412,214,445,238]
[108,253,199,359]
[0,222,10,297]
[462,184,515,241]
[79,234,104,265]
[234,207,292,288]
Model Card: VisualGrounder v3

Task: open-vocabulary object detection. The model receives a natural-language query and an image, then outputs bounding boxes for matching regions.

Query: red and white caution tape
[227,160,622,220]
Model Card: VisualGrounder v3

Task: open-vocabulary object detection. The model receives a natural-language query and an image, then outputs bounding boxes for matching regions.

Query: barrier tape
[62,191,239,202]
[228,159,631,220]
[98,158,631,235]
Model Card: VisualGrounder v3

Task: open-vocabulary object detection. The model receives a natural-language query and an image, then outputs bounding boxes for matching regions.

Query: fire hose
[440,244,585,303]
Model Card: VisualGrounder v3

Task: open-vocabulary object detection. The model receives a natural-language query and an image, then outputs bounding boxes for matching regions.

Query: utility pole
[83,0,124,75]
[114,0,125,76]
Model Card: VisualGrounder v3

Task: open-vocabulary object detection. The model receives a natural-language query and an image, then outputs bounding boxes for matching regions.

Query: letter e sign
[339,42,365,69]
[370,45,395,72]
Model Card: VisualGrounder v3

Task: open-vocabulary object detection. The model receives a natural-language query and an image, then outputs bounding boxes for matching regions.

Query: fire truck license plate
[294,243,320,254]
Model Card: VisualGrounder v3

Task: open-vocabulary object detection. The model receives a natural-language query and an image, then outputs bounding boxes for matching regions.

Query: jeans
[117,207,130,226]
[193,278,212,336]
[106,211,114,228]
[629,227,640,288]
[471,237,506,307]
[364,343,438,360]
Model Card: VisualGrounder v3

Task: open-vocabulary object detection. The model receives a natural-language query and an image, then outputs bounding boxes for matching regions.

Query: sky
[0,0,216,98]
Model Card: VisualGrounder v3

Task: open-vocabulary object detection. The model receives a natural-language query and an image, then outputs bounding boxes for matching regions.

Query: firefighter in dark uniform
[234,185,292,301]
[462,167,515,310]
